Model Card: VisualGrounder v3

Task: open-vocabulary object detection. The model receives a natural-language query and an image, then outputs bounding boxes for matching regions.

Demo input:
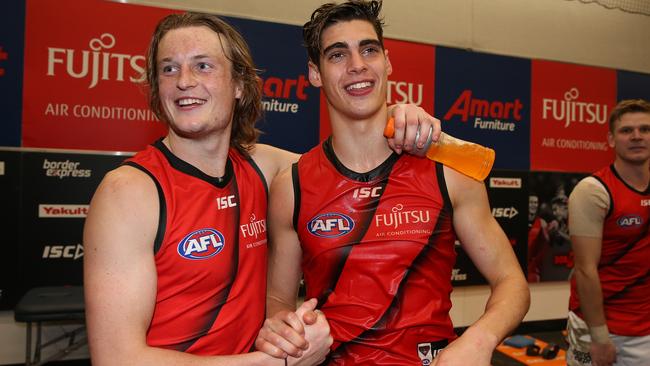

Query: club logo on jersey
[617,215,643,228]
[177,228,225,260]
[307,213,354,238]
[417,343,432,365]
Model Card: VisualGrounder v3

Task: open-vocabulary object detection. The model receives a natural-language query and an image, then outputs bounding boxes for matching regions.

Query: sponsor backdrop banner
[435,46,531,171]
[452,171,528,286]
[0,150,22,310]
[22,0,174,151]
[617,70,650,102]
[0,0,25,147]
[531,60,616,173]
[227,17,320,154]
[318,38,435,141]
[19,151,128,298]
[527,171,588,282]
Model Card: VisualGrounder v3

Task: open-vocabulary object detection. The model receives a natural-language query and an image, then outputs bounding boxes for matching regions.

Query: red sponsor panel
[22,0,178,151]
[319,38,435,141]
[531,60,616,172]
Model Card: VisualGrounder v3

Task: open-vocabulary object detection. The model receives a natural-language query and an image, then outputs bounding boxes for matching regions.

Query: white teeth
[177,98,205,106]
[347,82,372,90]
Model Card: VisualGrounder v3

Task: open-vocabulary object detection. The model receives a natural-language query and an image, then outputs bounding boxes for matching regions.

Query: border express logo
[177,228,225,260]
[308,213,355,238]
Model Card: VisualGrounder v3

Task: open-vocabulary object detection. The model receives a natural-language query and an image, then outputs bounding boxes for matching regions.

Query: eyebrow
[322,39,382,55]
[158,54,212,63]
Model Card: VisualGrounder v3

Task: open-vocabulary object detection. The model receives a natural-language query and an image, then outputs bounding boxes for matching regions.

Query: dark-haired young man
[263,1,529,365]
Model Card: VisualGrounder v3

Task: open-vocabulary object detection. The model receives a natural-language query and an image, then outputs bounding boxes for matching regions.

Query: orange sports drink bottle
[384,118,495,181]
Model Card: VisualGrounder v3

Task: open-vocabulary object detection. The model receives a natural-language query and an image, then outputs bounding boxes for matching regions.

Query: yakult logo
[39,204,89,218]
[47,33,145,89]
[542,88,608,128]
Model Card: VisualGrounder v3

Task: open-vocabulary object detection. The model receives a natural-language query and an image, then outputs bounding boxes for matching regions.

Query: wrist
[589,324,610,344]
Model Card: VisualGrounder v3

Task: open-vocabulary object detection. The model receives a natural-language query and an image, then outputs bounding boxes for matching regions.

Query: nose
[177,64,197,90]
[347,52,367,74]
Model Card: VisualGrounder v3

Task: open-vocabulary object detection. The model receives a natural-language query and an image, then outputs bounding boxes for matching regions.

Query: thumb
[295,298,318,318]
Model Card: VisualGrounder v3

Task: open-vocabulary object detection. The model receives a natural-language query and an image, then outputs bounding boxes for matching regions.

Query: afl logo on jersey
[308,213,354,238]
[177,228,225,260]
[617,215,643,228]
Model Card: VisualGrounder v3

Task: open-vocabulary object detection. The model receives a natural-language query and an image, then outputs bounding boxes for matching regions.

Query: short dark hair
[145,12,262,154]
[608,99,650,133]
[303,0,384,67]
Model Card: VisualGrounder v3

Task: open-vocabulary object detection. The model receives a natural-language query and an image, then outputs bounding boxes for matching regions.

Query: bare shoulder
[443,165,488,207]
[248,143,300,185]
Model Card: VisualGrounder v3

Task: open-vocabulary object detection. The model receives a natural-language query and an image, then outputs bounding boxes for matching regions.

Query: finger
[295,298,317,317]
[255,334,288,359]
[260,326,306,357]
[302,310,318,325]
[391,110,407,152]
[429,116,442,143]
[401,109,419,152]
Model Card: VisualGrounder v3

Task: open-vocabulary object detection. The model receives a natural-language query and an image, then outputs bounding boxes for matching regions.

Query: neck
[163,131,231,178]
[328,105,392,173]
[613,158,650,191]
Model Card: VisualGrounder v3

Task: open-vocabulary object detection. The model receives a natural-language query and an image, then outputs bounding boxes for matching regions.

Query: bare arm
[433,167,530,366]
[84,166,281,366]
[255,167,332,362]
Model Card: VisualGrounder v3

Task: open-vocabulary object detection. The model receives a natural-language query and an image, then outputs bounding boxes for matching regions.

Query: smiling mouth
[345,81,373,92]
[176,98,206,107]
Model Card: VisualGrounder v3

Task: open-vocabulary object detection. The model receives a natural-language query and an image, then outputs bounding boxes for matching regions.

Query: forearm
[267,293,298,317]
[574,267,607,326]
[91,344,282,366]
[466,273,530,348]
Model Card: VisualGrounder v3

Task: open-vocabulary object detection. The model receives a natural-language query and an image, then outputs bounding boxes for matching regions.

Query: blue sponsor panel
[617,70,650,102]
[435,46,531,170]
[226,17,320,154]
[0,0,25,147]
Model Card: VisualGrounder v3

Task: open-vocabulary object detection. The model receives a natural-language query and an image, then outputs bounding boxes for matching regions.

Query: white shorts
[566,311,650,366]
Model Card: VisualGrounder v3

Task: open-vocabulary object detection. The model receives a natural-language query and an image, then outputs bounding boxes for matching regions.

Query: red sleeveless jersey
[294,139,457,365]
[125,140,268,354]
[569,165,650,336]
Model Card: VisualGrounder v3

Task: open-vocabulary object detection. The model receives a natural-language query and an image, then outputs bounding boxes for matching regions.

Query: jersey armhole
[291,163,301,231]
[122,161,167,255]
[436,163,453,216]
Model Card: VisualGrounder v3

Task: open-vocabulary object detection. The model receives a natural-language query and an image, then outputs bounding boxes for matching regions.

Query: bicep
[267,168,303,310]
[446,167,521,285]
[83,168,159,360]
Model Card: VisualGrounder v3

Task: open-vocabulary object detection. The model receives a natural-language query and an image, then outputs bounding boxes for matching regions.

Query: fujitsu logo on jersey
[177,228,225,260]
[617,215,643,228]
[375,204,430,229]
[308,213,354,238]
[241,213,266,239]
[47,33,145,89]
[541,88,608,128]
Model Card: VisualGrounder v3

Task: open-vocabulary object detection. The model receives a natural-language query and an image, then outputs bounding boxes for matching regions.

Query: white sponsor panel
[39,204,89,218]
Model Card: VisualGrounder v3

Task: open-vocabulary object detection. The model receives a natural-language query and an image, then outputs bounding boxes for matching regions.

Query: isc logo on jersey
[177,228,225,260]
[308,213,355,238]
[617,215,643,228]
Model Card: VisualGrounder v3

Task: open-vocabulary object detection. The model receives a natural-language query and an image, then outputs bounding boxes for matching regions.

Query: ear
[308,61,322,87]
[234,79,243,99]
[384,49,393,77]
[607,130,615,148]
